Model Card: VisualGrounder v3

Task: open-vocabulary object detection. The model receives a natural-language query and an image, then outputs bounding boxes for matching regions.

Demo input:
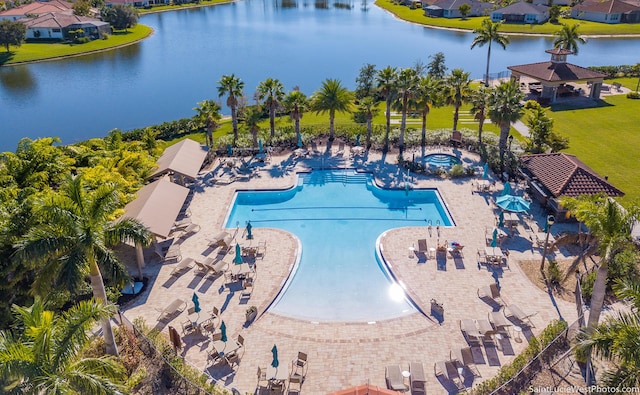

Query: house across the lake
[571,0,640,23]
[491,1,550,24]
[22,12,111,41]
[0,0,73,21]
[422,0,492,18]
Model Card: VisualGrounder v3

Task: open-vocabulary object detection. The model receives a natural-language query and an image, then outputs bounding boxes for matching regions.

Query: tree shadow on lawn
[550,99,614,112]
[0,51,16,66]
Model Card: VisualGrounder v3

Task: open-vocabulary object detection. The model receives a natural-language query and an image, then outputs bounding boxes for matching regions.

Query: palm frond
[94,246,129,287]
[105,217,152,248]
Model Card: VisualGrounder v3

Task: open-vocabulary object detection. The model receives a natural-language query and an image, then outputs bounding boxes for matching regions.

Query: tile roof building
[490,1,550,24]
[571,0,640,23]
[0,0,73,21]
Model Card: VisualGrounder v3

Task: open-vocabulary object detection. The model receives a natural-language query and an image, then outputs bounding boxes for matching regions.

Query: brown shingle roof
[0,0,72,17]
[508,61,606,82]
[150,138,208,180]
[573,0,640,13]
[520,153,624,197]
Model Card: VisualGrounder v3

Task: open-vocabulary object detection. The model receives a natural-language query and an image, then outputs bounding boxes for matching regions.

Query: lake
[1,0,639,152]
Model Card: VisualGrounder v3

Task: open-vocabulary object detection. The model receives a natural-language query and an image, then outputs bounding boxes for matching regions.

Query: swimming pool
[225,170,453,322]
[423,154,462,168]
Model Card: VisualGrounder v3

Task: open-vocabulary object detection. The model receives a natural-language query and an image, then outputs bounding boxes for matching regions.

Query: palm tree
[376,66,398,152]
[242,106,263,148]
[488,80,524,179]
[576,278,640,388]
[553,23,586,54]
[0,298,126,394]
[13,175,152,356]
[193,100,221,148]
[257,78,285,139]
[444,68,472,132]
[413,75,442,148]
[311,78,353,141]
[392,68,420,154]
[217,74,245,144]
[469,85,490,145]
[283,89,309,147]
[471,19,510,87]
[560,195,638,331]
[357,97,379,149]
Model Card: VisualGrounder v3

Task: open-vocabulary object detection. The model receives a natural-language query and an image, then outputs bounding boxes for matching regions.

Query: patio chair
[477,248,487,264]
[291,351,308,378]
[434,360,464,390]
[477,283,503,305]
[450,130,463,147]
[224,350,239,367]
[504,304,537,328]
[207,348,222,365]
[240,276,254,301]
[256,367,270,391]
[181,318,196,335]
[287,374,303,394]
[167,256,193,276]
[256,241,267,259]
[452,347,481,378]
[409,362,427,394]
[236,334,245,355]
[200,317,216,333]
[417,239,428,256]
[385,365,408,391]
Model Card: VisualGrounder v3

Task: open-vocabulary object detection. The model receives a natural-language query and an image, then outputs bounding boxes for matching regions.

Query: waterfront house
[422,0,492,18]
[571,0,640,23]
[22,12,111,40]
[0,0,73,21]
[491,1,550,23]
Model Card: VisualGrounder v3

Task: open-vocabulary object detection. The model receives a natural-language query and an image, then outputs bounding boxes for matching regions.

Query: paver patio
[122,144,580,394]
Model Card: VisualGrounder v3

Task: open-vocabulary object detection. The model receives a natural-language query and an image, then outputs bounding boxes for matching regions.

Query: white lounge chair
[169,257,194,277]
[477,283,503,305]
[409,362,426,394]
[434,359,464,390]
[157,298,186,321]
[452,347,481,377]
[385,365,407,391]
[504,304,537,327]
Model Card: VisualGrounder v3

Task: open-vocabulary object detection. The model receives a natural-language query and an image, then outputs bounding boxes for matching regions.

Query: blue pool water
[424,154,462,168]
[225,170,453,322]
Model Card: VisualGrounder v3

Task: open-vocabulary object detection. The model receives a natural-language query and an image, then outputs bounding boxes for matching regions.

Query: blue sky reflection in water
[225,170,452,322]
[2,0,640,151]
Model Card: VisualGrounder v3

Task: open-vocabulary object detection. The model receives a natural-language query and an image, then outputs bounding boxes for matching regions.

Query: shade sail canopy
[150,138,208,180]
[122,179,190,238]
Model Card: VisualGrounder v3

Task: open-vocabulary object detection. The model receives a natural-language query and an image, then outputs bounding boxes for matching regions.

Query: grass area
[0,24,152,65]
[546,78,640,203]
[375,0,640,36]
[140,0,232,13]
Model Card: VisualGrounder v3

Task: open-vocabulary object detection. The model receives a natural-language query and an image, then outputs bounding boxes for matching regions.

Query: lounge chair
[385,365,407,391]
[172,217,192,231]
[178,223,200,238]
[169,257,194,277]
[240,275,254,301]
[477,283,503,305]
[488,311,512,336]
[452,347,481,377]
[409,362,426,394]
[158,298,186,321]
[204,258,229,276]
[193,259,210,275]
[417,239,428,257]
[208,231,232,249]
[335,142,345,157]
[154,243,182,263]
[256,240,267,259]
[504,304,536,327]
[459,319,483,345]
[434,360,464,390]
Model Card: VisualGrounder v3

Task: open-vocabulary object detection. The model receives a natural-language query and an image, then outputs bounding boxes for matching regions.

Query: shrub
[581,271,596,301]
[546,260,562,286]
[448,164,465,177]
[627,91,640,99]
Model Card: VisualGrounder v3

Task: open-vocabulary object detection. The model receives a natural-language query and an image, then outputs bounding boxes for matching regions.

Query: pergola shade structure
[508,48,608,103]
[519,153,624,220]
[149,138,209,185]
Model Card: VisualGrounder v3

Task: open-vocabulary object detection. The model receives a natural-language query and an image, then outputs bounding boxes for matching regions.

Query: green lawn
[0,24,152,65]
[546,78,640,203]
[140,0,232,13]
[375,0,640,35]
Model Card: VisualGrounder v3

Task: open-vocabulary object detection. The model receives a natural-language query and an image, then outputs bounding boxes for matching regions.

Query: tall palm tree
[217,74,245,144]
[560,195,638,331]
[193,100,221,148]
[0,298,126,394]
[469,85,490,145]
[488,80,524,179]
[357,97,379,149]
[576,278,640,388]
[444,68,472,132]
[311,78,353,141]
[471,19,510,87]
[257,78,285,139]
[413,75,442,148]
[14,175,152,356]
[553,23,586,54]
[242,106,263,148]
[392,68,420,154]
[283,89,309,147]
[376,66,398,152]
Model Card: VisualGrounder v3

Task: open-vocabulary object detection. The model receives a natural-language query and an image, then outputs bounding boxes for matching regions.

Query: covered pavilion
[508,48,608,103]
[149,138,209,185]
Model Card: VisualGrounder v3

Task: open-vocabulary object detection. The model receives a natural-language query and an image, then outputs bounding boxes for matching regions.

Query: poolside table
[484,247,503,263]
[476,180,490,192]
[212,340,240,358]
[230,263,253,277]
[535,232,556,248]
[266,365,288,384]
[504,212,520,227]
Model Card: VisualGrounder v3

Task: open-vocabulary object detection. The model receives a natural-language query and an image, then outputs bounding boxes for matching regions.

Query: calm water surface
[1,0,639,151]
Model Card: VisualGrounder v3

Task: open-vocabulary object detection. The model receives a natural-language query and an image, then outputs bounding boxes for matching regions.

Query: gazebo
[508,48,608,103]
[148,138,209,186]
[519,153,624,221]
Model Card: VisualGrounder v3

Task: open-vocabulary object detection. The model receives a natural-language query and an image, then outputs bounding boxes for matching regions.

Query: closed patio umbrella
[355,134,361,146]
[258,139,264,154]
[501,182,511,196]
[482,163,489,179]
[491,228,498,247]
[220,320,227,342]
[271,344,279,368]
[495,195,531,213]
[246,221,253,240]
[191,292,201,313]
[234,243,243,264]
[297,134,303,148]
[498,211,504,227]
[227,144,233,157]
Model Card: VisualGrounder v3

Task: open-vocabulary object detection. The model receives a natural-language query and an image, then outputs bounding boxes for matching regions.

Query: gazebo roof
[508,61,606,83]
[150,138,208,180]
[520,153,624,198]
[122,179,190,238]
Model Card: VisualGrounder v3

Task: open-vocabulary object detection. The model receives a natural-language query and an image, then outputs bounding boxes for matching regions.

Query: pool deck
[122,145,580,394]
